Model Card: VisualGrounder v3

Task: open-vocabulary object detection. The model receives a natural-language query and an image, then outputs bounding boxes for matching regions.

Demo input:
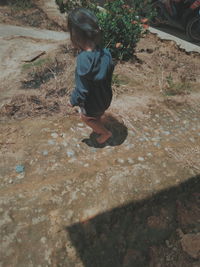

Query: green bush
[57,0,154,61]
[96,0,153,60]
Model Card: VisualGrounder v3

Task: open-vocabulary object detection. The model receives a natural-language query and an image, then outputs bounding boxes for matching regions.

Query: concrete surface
[0,24,69,41]
[149,26,200,53]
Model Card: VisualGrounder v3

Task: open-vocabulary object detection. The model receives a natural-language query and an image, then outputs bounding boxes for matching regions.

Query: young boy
[68,8,114,144]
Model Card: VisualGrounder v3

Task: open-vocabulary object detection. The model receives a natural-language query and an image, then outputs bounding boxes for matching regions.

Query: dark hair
[67,8,102,49]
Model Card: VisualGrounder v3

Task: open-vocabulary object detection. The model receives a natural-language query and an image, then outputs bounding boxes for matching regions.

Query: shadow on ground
[82,114,128,148]
[66,175,200,267]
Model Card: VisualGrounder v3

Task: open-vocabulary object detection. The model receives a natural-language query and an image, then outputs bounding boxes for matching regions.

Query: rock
[163,131,171,135]
[40,237,47,244]
[127,158,134,164]
[154,142,161,148]
[180,233,200,259]
[138,157,144,161]
[116,158,125,164]
[84,163,89,167]
[189,137,195,143]
[48,140,56,145]
[66,150,75,158]
[42,150,48,156]
[15,165,25,173]
[51,133,58,138]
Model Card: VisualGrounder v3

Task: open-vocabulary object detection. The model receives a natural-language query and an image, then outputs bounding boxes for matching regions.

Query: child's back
[70,48,114,117]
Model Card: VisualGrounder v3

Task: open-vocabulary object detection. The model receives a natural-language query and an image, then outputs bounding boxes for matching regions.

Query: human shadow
[82,113,128,148]
[66,174,200,267]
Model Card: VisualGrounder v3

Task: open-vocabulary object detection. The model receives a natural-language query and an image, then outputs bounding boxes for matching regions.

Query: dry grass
[1,33,200,120]
[166,147,200,172]
[0,45,76,119]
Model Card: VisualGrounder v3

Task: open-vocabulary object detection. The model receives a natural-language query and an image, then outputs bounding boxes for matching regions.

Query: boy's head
[67,8,101,50]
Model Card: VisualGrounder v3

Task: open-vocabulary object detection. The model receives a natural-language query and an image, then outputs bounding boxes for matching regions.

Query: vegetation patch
[22,58,51,71]
[56,0,154,60]
[21,60,65,89]
[163,74,192,96]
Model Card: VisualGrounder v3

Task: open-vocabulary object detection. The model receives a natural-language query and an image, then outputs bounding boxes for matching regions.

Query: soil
[0,3,61,31]
[0,3,200,267]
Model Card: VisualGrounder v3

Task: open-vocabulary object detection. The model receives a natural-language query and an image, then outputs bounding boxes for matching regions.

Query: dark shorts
[80,107,104,118]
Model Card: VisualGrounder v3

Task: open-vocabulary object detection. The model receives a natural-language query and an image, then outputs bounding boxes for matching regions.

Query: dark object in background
[151,0,200,42]
[0,0,8,5]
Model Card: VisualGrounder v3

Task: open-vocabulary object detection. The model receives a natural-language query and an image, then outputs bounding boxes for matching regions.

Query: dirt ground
[0,2,61,31]
[0,2,200,267]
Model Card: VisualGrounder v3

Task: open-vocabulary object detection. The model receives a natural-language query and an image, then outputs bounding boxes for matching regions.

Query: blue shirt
[70,48,114,116]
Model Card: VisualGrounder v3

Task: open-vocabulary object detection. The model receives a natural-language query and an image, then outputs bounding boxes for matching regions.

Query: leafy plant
[57,0,154,61]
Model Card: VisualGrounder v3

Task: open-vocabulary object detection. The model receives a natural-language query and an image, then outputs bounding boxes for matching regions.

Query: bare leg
[81,114,112,144]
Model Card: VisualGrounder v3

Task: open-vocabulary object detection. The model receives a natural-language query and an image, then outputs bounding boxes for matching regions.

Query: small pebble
[138,157,144,161]
[40,237,47,244]
[51,133,58,138]
[15,165,25,173]
[62,142,68,147]
[125,144,135,150]
[189,137,195,143]
[42,151,48,156]
[48,140,55,145]
[152,137,161,142]
[162,162,167,168]
[127,158,134,164]
[90,148,97,153]
[117,158,125,164]
[66,150,75,157]
[163,131,171,136]
[154,142,161,148]
[84,163,89,167]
